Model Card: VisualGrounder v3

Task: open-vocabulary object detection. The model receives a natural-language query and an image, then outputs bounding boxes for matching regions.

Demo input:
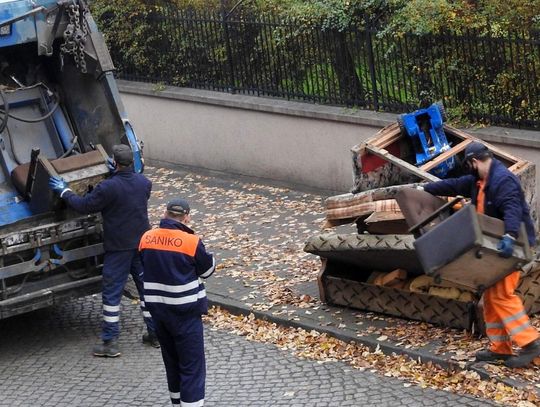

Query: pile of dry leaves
[205,307,539,406]
[147,166,540,405]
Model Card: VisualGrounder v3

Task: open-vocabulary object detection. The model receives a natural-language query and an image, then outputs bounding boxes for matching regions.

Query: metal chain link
[60,2,88,73]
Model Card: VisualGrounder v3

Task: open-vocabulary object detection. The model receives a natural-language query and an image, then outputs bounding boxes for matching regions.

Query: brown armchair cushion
[395,188,449,234]
[10,150,106,196]
[11,163,31,195]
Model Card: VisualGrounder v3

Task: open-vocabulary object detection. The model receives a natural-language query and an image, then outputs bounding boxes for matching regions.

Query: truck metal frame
[0,0,142,319]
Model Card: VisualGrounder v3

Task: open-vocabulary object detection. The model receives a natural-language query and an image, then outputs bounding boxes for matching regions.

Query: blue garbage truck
[0,0,143,319]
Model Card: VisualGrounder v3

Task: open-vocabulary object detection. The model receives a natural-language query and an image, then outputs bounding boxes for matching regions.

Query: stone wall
[118,81,540,197]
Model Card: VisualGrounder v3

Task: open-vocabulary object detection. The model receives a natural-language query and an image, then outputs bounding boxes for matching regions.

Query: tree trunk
[330,30,365,105]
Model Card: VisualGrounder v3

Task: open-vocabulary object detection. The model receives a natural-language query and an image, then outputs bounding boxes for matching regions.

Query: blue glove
[49,176,71,197]
[106,157,117,174]
[497,234,516,258]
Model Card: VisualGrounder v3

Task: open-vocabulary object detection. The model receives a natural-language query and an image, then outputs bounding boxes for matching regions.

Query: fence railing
[104,7,540,129]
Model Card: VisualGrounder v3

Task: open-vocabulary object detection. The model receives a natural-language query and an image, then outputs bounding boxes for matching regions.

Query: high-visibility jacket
[139,218,215,319]
[476,179,539,353]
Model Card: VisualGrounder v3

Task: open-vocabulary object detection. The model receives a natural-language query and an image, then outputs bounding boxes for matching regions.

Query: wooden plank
[444,126,521,164]
[443,125,470,142]
[378,130,403,149]
[365,145,440,182]
[365,123,399,147]
[508,160,529,174]
[371,126,403,149]
[444,125,532,174]
[420,139,473,172]
[317,258,328,304]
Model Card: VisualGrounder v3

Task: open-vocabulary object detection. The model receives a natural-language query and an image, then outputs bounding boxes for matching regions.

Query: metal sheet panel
[322,274,475,330]
[304,233,423,274]
[414,205,532,291]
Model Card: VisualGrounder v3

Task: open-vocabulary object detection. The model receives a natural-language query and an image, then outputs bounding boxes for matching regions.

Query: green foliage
[109,0,539,34]
[91,0,170,79]
[388,0,540,35]
[473,0,540,32]
[259,0,540,34]
[267,0,366,31]
[91,0,540,128]
[387,0,467,35]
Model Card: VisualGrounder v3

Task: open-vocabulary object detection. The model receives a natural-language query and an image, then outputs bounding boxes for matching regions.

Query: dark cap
[167,198,190,215]
[464,141,490,162]
[112,144,133,166]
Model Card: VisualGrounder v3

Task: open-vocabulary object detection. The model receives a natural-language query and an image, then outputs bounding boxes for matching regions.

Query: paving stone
[0,294,494,405]
[0,165,501,406]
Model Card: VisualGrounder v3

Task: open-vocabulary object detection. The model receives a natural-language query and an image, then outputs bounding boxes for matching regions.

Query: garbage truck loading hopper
[0,0,143,319]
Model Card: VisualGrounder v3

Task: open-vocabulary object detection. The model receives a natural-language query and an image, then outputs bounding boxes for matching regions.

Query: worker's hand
[106,157,117,174]
[497,234,516,258]
[49,176,71,198]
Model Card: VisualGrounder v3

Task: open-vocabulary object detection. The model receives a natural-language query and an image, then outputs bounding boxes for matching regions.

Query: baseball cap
[464,142,490,162]
[167,198,190,215]
[112,144,133,166]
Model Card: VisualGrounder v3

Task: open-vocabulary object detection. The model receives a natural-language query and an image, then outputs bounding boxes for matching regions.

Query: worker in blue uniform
[139,198,215,406]
[422,142,540,368]
[49,144,158,357]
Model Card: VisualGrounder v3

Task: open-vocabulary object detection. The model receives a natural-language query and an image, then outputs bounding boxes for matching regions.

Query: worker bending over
[49,144,158,357]
[423,141,539,368]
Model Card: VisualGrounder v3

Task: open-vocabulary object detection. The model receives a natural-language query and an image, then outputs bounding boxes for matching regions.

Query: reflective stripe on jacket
[139,218,215,319]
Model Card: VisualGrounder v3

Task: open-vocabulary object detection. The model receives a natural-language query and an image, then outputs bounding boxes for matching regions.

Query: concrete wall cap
[117,80,540,149]
[117,80,395,128]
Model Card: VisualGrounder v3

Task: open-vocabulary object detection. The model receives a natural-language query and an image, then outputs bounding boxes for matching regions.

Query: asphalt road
[0,295,492,407]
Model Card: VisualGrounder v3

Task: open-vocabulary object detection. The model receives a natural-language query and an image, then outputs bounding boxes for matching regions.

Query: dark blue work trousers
[153,315,205,406]
[101,250,155,341]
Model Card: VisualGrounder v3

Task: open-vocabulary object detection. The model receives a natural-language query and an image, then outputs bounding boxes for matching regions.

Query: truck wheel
[435,101,447,122]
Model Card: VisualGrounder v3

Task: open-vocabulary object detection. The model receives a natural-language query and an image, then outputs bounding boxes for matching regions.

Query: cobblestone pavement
[143,164,540,393]
[0,296,493,407]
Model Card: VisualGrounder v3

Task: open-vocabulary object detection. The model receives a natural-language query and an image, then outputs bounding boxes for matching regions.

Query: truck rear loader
[0,0,143,319]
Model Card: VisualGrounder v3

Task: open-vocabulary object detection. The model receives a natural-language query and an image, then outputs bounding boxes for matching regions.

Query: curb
[208,292,537,392]
[208,293,461,370]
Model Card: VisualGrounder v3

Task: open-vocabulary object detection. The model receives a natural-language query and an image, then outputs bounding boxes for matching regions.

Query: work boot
[142,332,160,349]
[475,349,512,363]
[505,340,540,368]
[92,340,121,357]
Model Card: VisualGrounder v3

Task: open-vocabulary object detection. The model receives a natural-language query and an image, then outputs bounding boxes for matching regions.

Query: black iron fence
[102,6,540,128]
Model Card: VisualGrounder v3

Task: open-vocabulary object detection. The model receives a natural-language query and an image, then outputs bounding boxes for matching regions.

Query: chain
[60,2,89,73]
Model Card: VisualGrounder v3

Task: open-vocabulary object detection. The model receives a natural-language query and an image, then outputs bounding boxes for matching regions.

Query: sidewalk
[145,162,540,393]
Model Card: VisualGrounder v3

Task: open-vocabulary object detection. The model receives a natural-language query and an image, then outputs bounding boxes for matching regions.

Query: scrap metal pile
[305,104,540,332]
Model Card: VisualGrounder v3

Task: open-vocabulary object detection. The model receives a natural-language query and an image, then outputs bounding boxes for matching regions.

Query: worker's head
[463,141,492,179]
[165,198,191,223]
[112,144,133,168]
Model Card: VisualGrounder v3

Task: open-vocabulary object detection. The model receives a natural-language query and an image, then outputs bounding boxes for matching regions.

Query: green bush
[91,0,540,128]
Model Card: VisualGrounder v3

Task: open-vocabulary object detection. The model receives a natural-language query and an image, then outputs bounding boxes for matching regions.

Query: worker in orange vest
[423,141,540,368]
[139,199,216,405]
